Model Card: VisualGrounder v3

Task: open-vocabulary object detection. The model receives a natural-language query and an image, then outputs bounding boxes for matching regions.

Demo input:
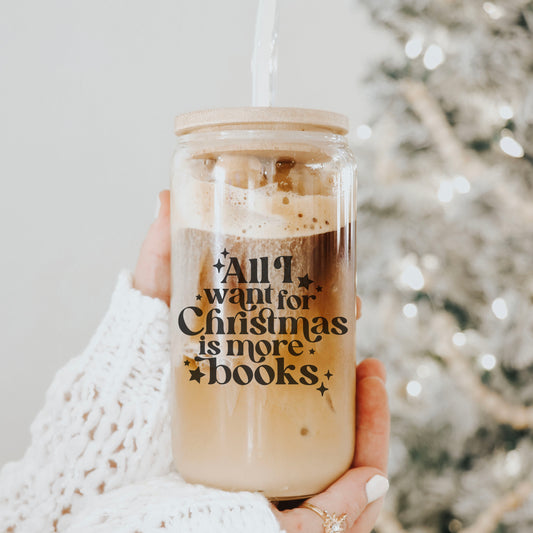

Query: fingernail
[365,475,389,504]
[154,194,161,220]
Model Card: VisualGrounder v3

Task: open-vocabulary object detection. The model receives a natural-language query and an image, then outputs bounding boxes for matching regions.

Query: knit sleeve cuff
[63,473,284,533]
[109,269,169,327]
[80,269,170,364]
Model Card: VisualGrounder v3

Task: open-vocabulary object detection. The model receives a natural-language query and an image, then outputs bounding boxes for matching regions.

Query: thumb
[133,190,171,305]
[273,467,389,532]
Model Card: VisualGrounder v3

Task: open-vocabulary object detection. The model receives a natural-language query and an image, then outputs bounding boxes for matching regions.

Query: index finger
[133,190,171,304]
[353,365,390,472]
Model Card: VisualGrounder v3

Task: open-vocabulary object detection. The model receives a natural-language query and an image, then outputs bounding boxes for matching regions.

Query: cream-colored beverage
[170,108,357,499]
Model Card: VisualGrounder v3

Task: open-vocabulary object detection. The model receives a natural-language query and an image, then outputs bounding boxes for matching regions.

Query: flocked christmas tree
[354,1,533,531]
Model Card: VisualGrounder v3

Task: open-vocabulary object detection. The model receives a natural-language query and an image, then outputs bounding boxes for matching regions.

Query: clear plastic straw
[251,0,279,107]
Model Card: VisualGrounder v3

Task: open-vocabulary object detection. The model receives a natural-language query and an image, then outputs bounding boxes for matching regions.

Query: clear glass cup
[170,108,357,500]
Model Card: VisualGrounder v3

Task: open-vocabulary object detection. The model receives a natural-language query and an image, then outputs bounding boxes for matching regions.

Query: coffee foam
[174,177,354,239]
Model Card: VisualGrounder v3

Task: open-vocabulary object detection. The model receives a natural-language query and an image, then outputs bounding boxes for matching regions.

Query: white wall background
[0,0,392,464]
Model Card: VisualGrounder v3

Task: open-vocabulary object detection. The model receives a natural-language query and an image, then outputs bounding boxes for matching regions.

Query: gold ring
[301,502,348,533]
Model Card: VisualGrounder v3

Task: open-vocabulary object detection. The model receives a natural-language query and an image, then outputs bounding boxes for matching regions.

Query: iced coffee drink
[170,108,356,499]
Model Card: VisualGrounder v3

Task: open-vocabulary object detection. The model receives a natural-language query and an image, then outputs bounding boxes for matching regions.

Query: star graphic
[221,248,230,258]
[316,285,323,292]
[309,348,315,355]
[317,382,328,396]
[325,370,333,380]
[184,359,190,366]
[195,294,202,300]
[189,367,205,383]
[297,274,314,290]
[213,259,224,272]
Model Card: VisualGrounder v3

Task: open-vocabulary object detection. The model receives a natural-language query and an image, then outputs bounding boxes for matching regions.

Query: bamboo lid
[174,107,349,136]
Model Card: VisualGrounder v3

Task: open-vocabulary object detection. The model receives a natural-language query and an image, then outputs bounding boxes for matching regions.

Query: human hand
[272,357,389,532]
[133,190,388,533]
[133,190,172,305]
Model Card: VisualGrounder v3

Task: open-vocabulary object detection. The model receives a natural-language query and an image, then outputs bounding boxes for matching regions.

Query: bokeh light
[438,181,454,203]
[406,380,422,397]
[423,44,445,70]
[356,124,372,140]
[483,2,505,19]
[499,136,524,158]
[498,105,514,120]
[403,303,418,318]
[401,265,425,290]
[479,353,497,370]
[452,332,466,346]
[405,36,423,59]
[453,175,471,194]
[492,298,508,319]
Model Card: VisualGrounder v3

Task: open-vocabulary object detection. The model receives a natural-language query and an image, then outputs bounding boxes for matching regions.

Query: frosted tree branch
[376,509,409,533]
[358,1,533,530]
[461,481,533,533]
[399,78,533,224]
[446,348,533,430]
[376,481,533,533]
[399,77,533,429]
[399,79,483,178]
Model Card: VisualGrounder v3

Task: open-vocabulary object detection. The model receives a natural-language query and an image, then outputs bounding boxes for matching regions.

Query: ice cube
[288,163,339,196]
[213,154,266,189]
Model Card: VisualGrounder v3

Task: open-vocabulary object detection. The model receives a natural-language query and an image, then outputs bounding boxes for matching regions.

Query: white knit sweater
[0,271,283,533]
